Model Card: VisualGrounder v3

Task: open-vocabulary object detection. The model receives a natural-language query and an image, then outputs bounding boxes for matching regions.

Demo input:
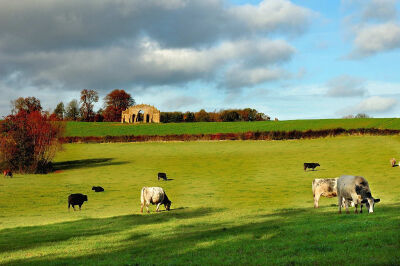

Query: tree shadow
[0,207,218,254]
[3,204,400,265]
[52,158,129,171]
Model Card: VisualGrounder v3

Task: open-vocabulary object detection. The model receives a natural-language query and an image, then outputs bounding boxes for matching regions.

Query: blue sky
[1,0,400,119]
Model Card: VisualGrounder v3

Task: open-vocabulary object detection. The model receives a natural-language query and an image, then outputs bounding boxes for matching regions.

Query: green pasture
[66,118,400,137]
[1,136,400,265]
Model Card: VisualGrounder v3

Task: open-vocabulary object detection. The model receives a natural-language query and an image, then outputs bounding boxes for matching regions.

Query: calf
[158,172,168,181]
[140,187,171,213]
[68,193,88,211]
[312,178,354,208]
[304,163,320,171]
[3,170,12,178]
[337,175,380,214]
[92,186,104,192]
[390,158,396,167]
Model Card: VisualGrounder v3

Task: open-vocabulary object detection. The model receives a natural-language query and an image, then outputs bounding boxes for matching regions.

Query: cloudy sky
[1,0,400,119]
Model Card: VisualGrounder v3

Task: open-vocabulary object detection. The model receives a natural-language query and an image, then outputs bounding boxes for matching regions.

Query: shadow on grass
[52,158,129,171]
[2,204,400,265]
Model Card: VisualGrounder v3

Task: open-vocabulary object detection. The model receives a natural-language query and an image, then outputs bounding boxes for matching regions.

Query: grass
[65,118,400,137]
[1,136,400,265]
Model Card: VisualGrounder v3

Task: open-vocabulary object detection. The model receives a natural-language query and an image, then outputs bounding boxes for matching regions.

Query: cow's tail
[312,179,316,197]
[140,187,146,205]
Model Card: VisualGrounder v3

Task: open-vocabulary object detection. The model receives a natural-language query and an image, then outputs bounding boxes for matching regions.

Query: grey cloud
[362,0,397,22]
[0,0,312,54]
[326,75,366,97]
[161,96,202,110]
[0,38,296,90]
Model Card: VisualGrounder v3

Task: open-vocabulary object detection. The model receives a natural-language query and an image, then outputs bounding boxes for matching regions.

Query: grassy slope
[65,118,400,137]
[1,136,400,265]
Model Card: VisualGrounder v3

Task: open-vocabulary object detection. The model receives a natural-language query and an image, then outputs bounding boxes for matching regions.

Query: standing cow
[304,163,320,171]
[390,158,396,167]
[68,193,88,211]
[158,172,168,181]
[337,175,380,214]
[140,187,171,213]
[312,178,354,208]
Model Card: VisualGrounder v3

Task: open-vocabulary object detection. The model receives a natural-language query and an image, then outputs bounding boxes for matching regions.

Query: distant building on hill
[121,104,160,124]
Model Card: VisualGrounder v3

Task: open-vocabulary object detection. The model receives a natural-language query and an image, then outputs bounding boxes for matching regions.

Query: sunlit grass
[1,136,400,264]
[65,118,400,137]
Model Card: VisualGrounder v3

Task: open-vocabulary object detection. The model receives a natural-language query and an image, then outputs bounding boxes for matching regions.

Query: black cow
[92,186,104,192]
[158,172,168,181]
[3,170,12,178]
[304,163,320,171]
[68,193,88,211]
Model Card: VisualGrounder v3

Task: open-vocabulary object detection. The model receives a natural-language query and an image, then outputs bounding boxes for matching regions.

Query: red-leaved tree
[0,110,64,173]
[103,89,135,122]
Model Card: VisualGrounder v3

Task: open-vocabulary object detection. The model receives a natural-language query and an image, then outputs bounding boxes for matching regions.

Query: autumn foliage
[0,110,64,173]
[103,89,135,122]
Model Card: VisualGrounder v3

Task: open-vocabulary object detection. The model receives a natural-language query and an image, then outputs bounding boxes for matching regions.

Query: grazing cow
[390,158,396,167]
[158,172,168,181]
[68,193,88,211]
[140,187,171,213]
[3,170,12,178]
[337,175,380,214]
[312,178,354,208]
[304,163,320,171]
[92,186,104,192]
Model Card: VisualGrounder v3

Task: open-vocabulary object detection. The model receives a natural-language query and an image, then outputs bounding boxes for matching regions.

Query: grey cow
[140,187,171,213]
[337,175,380,214]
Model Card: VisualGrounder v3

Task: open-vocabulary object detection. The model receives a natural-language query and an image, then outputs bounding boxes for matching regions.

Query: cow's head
[316,163,320,166]
[92,186,96,190]
[164,199,171,211]
[361,197,380,213]
[83,195,88,202]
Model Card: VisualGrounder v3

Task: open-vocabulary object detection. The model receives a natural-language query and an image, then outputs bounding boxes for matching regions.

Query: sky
[1,0,400,120]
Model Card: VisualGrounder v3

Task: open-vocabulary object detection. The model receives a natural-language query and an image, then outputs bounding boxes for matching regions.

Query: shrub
[0,111,64,173]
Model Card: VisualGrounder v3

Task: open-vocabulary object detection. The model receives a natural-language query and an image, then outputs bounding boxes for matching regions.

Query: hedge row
[59,128,400,143]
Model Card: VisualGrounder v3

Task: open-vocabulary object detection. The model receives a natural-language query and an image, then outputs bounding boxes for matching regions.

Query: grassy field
[65,118,400,137]
[1,136,400,265]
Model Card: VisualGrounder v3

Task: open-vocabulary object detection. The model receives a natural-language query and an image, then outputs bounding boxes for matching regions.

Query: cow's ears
[361,199,368,203]
[374,198,380,203]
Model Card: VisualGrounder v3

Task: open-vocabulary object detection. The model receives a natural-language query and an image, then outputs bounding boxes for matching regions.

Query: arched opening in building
[131,114,136,123]
[146,114,150,123]
[136,110,144,122]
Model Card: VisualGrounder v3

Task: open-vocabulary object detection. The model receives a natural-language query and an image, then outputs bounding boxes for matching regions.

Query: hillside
[65,118,400,137]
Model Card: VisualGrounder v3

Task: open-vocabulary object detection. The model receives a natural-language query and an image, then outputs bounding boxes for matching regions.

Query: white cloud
[341,96,397,114]
[326,75,366,97]
[351,23,400,57]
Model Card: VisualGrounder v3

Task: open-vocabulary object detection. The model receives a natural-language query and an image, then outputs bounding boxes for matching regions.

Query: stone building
[121,104,160,123]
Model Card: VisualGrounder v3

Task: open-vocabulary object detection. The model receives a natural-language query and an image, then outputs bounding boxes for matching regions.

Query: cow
[390,158,396,167]
[158,172,168,181]
[92,186,104,192]
[3,170,12,178]
[140,187,171,213]
[68,193,88,211]
[337,175,380,214]
[312,178,354,208]
[304,163,320,171]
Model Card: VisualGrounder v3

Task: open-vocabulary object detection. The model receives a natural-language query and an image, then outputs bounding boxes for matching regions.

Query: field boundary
[60,127,400,143]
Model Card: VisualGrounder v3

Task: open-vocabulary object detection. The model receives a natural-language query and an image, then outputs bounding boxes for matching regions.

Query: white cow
[140,187,171,213]
[312,178,354,208]
[337,175,380,214]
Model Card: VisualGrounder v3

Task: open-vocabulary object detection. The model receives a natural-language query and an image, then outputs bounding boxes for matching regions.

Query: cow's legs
[146,203,150,213]
[140,203,144,213]
[314,193,320,208]
[338,196,343,214]
[156,203,162,212]
[79,204,82,211]
[344,200,350,214]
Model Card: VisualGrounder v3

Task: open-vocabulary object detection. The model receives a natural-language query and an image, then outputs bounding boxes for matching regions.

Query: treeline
[160,108,270,123]
[60,128,400,143]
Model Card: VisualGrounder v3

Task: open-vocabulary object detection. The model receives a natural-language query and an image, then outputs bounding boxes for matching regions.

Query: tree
[53,102,65,120]
[0,104,64,173]
[65,99,80,121]
[195,109,210,122]
[184,112,195,122]
[11,97,42,114]
[79,89,99,121]
[103,89,135,122]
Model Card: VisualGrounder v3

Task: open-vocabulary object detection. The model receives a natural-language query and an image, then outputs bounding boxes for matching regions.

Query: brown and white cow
[337,175,380,214]
[390,158,396,167]
[140,187,171,213]
[312,178,353,208]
